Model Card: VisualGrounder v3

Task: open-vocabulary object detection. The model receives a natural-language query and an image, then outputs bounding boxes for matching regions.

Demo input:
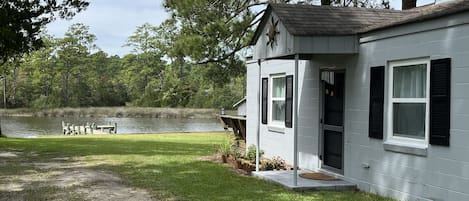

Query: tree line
[1,0,390,110]
[0,23,245,109]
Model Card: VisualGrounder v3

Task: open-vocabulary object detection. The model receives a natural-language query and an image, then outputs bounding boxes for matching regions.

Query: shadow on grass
[95,160,390,201]
[0,136,216,159]
[0,136,393,201]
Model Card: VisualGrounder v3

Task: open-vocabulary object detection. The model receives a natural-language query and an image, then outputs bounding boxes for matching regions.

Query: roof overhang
[250,4,359,60]
[232,97,246,108]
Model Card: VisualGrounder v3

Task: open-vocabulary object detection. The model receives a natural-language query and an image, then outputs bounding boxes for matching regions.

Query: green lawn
[0,133,393,201]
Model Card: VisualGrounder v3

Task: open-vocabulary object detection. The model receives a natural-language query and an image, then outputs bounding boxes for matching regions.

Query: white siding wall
[237,102,246,116]
[246,61,259,149]
[253,13,294,60]
[248,9,469,201]
[246,59,320,170]
[345,13,469,201]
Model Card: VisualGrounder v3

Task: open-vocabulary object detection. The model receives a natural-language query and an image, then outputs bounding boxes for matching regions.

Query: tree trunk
[63,61,70,107]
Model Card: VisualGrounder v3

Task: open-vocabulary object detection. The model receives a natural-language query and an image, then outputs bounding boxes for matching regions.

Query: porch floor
[252,170,356,191]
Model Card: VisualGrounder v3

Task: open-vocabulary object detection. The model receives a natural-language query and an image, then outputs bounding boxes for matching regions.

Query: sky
[46,0,435,57]
[46,0,168,57]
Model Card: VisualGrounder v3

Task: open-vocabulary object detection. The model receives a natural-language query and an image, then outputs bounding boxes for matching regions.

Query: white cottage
[246,1,469,200]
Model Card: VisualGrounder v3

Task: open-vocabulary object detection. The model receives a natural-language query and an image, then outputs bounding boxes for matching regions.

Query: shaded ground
[0,151,153,201]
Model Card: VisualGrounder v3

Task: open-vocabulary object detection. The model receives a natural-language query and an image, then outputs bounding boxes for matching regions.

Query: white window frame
[386,58,430,148]
[269,74,286,130]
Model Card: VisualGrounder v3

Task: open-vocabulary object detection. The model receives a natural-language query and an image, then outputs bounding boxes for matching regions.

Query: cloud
[46,0,169,56]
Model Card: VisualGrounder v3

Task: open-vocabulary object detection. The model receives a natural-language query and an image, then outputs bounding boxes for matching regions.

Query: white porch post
[293,54,299,186]
[256,59,261,172]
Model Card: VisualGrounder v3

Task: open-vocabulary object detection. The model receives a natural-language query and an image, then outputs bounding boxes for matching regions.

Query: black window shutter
[285,75,293,128]
[369,66,385,139]
[261,78,268,124]
[430,58,451,146]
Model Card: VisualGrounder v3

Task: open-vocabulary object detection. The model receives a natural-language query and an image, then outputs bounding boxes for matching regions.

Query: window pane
[393,64,427,98]
[272,100,285,122]
[393,103,425,139]
[272,77,286,98]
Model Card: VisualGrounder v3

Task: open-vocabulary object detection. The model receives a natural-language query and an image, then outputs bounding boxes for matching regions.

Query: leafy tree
[0,1,88,136]
[18,36,59,108]
[124,23,172,106]
[4,25,129,109]
[54,23,96,107]
[0,0,89,64]
[88,51,127,106]
[161,0,390,85]
[119,52,165,107]
[163,0,260,67]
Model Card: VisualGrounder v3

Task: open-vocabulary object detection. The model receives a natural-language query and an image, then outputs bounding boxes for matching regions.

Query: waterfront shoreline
[0,107,235,119]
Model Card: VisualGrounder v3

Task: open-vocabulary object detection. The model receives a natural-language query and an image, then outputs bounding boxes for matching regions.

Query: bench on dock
[96,124,117,134]
[62,121,117,135]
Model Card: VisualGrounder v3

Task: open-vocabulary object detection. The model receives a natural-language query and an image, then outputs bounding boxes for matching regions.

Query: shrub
[261,159,275,170]
[245,144,264,162]
[217,134,234,156]
[231,147,244,160]
[271,156,287,170]
[217,140,231,156]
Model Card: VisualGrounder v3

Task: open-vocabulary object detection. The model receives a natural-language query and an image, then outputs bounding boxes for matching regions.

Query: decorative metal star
[266,17,280,49]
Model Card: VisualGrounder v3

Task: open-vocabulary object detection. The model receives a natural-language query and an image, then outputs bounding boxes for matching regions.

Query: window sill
[383,141,428,157]
[267,125,285,134]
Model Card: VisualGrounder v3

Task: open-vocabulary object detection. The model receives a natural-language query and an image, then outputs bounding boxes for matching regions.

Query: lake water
[1,116,225,138]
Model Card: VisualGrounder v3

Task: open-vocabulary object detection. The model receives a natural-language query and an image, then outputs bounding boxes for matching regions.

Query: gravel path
[0,151,154,201]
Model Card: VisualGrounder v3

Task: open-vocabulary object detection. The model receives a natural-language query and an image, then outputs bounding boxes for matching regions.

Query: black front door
[321,71,345,172]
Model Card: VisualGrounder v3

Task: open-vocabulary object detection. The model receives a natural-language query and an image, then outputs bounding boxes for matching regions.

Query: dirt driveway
[0,151,154,201]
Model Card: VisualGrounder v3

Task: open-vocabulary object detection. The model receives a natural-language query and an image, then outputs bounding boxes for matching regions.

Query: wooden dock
[62,121,117,135]
[217,114,246,141]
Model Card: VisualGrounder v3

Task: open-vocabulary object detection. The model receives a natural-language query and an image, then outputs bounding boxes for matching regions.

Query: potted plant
[231,149,243,169]
[217,134,235,163]
[217,140,231,163]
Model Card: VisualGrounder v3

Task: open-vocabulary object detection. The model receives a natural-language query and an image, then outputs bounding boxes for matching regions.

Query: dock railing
[62,121,117,135]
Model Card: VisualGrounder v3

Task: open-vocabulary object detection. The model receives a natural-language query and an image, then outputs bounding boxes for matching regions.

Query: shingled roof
[270,4,410,36]
[251,0,469,45]
[363,0,469,32]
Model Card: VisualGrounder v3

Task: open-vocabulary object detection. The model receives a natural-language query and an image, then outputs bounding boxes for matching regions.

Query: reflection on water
[1,116,224,137]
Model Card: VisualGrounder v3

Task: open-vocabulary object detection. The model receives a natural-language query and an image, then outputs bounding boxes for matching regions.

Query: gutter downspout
[293,54,299,186]
[256,59,261,172]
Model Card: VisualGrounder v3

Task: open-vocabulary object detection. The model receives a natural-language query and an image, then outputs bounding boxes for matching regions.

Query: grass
[0,133,394,201]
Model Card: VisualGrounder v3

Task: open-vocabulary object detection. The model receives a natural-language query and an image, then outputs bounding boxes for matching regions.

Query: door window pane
[393,64,427,98]
[323,72,345,126]
[324,130,343,169]
[393,103,425,139]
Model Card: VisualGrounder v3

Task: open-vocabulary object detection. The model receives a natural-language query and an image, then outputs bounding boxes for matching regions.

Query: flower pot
[234,160,242,169]
[221,155,227,163]
[242,162,254,175]
[227,156,239,168]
